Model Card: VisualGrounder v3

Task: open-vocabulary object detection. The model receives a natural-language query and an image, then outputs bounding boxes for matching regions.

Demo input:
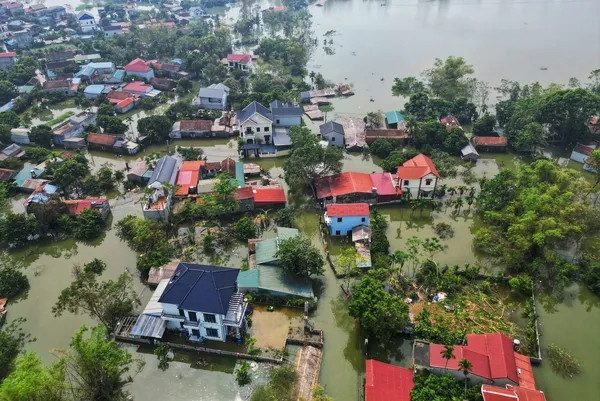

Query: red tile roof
[365,359,413,401]
[179,120,212,131]
[467,333,518,384]
[87,132,117,146]
[180,160,206,171]
[116,97,134,108]
[107,90,133,102]
[472,136,508,147]
[315,172,374,199]
[63,198,108,216]
[482,385,547,401]
[252,187,286,205]
[43,80,69,89]
[370,172,399,196]
[0,52,16,58]
[221,158,236,176]
[6,3,22,9]
[123,81,152,93]
[430,343,492,379]
[396,153,440,179]
[573,143,595,156]
[175,170,199,196]
[227,53,251,64]
[124,58,150,73]
[326,203,369,217]
[234,186,254,200]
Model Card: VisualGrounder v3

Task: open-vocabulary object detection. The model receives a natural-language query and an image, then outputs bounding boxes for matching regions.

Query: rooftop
[179,119,212,131]
[237,264,314,298]
[481,385,547,401]
[123,81,152,93]
[326,203,369,217]
[315,171,374,199]
[396,153,440,179]
[87,132,117,146]
[237,101,272,124]
[63,198,108,216]
[252,186,286,204]
[385,111,405,125]
[319,121,344,135]
[472,136,509,147]
[227,53,251,63]
[124,58,150,73]
[365,360,414,401]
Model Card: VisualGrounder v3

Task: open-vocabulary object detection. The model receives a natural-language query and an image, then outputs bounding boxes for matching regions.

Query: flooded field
[250,306,303,350]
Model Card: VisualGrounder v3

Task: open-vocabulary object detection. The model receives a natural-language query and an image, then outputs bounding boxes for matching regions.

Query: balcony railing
[223,293,248,327]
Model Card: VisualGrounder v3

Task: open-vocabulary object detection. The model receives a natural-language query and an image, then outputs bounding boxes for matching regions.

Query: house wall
[126,69,154,80]
[322,132,344,148]
[328,215,369,236]
[322,192,377,206]
[397,173,437,199]
[78,16,96,33]
[570,150,589,164]
[200,95,226,110]
[240,113,273,144]
[273,116,301,128]
[115,102,134,114]
[161,302,227,342]
[0,57,15,69]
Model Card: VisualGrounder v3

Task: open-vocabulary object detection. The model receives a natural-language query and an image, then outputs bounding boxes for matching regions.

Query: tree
[364,111,384,128]
[283,126,343,191]
[423,56,475,101]
[234,216,257,241]
[275,236,324,277]
[369,138,394,158]
[137,115,173,143]
[235,361,252,386]
[348,274,410,340]
[0,123,10,145]
[0,111,21,128]
[0,212,41,247]
[0,80,17,105]
[440,345,455,369]
[52,159,89,196]
[458,358,473,398]
[65,325,143,401]
[274,207,295,227]
[177,77,193,93]
[178,146,205,161]
[0,268,29,299]
[83,258,106,275]
[52,269,141,333]
[391,76,425,97]
[76,208,105,240]
[0,352,67,401]
[472,113,496,136]
[0,320,29,382]
[338,247,359,291]
[442,127,469,154]
[154,344,171,371]
[513,122,546,153]
[97,103,116,117]
[98,115,127,135]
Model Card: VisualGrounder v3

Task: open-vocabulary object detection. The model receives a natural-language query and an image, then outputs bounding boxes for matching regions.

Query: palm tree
[436,184,447,198]
[440,345,456,369]
[465,193,476,211]
[468,186,476,197]
[458,185,467,196]
[448,187,457,198]
[391,250,410,276]
[458,358,473,398]
[454,197,464,213]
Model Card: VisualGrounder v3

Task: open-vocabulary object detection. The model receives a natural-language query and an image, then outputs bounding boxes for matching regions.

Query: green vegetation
[154,344,171,371]
[410,371,482,401]
[235,361,252,386]
[250,365,296,401]
[177,146,205,161]
[0,268,28,299]
[546,344,581,378]
[47,111,75,126]
[234,216,258,241]
[275,236,324,277]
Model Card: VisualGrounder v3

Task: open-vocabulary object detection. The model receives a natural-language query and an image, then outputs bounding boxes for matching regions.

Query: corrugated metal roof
[143,279,169,315]
[130,314,166,339]
[365,360,413,401]
[255,228,299,265]
[238,264,313,298]
[148,155,177,187]
[385,111,405,125]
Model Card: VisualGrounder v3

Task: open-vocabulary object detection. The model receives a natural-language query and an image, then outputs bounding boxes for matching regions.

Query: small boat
[539,66,548,71]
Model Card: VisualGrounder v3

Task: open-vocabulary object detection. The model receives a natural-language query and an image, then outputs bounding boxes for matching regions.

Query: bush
[369,138,394,158]
[235,361,252,386]
[274,207,295,227]
[0,268,29,299]
[508,274,533,295]
[234,216,257,241]
[76,208,105,240]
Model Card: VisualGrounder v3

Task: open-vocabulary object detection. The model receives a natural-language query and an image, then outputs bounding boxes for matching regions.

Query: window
[276,119,280,124]
[203,313,216,323]
[335,230,341,235]
[361,217,366,222]
[178,308,185,317]
[256,127,261,132]
[337,217,342,223]
[425,179,432,185]
[332,137,335,142]
[264,127,269,132]
[403,180,409,186]
[188,311,197,322]
[206,328,219,338]
[191,329,200,337]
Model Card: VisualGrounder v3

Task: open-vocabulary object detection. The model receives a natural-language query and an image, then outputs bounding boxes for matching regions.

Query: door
[191,328,200,337]
[188,311,197,322]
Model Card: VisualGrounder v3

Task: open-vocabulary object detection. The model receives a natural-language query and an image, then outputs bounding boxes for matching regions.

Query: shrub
[235,361,252,386]
[0,268,29,299]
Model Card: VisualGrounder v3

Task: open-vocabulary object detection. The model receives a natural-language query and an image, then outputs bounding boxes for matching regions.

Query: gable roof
[326,203,369,217]
[237,101,272,124]
[157,263,240,315]
[123,81,152,93]
[148,155,178,186]
[63,198,108,216]
[319,121,344,135]
[227,53,251,63]
[237,264,313,298]
[77,10,95,20]
[270,100,302,117]
[396,153,440,179]
[124,58,150,73]
[315,171,374,199]
[481,385,547,401]
[179,119,212,131]
[385,111,405,125]
[252,187,286,204]
[472,136,508,147]
[199,86,227,99]
[365,360,414,401]
[87,132,117,146]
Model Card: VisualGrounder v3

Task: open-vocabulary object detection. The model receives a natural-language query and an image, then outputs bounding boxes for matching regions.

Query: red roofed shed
[326,203,369,217]
[252,186,286,207]
[482,384,547,401]
[365,359,414,401]
[227,54,251,64]
[472,136,508,152]
[63,198,110,217]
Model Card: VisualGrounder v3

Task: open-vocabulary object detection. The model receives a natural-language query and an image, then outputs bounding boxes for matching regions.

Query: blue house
[325,203,370,236]
[270,100,303,127]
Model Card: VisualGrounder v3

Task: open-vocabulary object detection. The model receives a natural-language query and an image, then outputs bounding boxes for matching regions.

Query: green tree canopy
[275,236,324,277]
[0,80,17,105]
[29,125,53,148]
[137,115,173,143]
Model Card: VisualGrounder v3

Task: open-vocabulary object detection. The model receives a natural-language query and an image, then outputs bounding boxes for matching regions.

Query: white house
[226,54,252,72]
[124,58,154,81]
[395,153,440,199]
[237,101,273,145]
[197,83,229,110]
[143,155,179,222]
[77,11,97,33]
[156,263,248,342]
[319,121,345,148]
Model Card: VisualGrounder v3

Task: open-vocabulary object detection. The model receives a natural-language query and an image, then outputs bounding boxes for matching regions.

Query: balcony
[161,312,184,321]
[223,292,248,327]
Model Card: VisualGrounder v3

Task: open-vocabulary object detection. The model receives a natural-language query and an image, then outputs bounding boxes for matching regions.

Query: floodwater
[250,306,303,349]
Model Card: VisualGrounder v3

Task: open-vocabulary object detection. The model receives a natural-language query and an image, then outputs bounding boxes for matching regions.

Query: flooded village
[0,1,599,401]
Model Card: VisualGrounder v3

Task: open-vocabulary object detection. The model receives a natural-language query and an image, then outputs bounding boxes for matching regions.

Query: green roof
[238,264,313,298]
[14,164,44,187]
[235,161,244,187]
[254,227,299,265]
[385,111,405,125]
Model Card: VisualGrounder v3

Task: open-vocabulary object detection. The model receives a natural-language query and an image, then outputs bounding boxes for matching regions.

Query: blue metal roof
[236,101,272,124]
[148,155,177,186]
[319,121,344,135]
[157,263,240,315]
[270,100,302,118]
[385,111,405,125]
[84,84,105,94]
[88,62,114,70]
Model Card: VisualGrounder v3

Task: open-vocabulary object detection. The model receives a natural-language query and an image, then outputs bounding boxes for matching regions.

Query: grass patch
[47,111,75,126]
[75,4,93,11]
[318,104,333,112]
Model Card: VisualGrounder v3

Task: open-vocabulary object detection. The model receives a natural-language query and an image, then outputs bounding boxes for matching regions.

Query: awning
[130,314,166,339]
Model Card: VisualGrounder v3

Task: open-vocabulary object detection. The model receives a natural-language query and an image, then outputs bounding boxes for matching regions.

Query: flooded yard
[250,306,303,350]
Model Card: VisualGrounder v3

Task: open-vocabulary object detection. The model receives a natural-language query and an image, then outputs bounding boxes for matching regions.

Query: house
[237,101,273,145]
[5,2,24,17]
[126,160,150,184]
[150,77,175,91]
[122,81,156,97]
[342,117,367,149]
[73,53,101,63]
[0,168,16,182]
[174,160,204,197]
[570,143,596,170]
[12,30,32,49]
[156,263,248,342]
[365,129,409,146]
[45,59,74,76]
[325,203,369,236]
[170,120,212,139]
[237,264,314,299]
[86,132,119,152]
[316,171,401,205]
[12,164,46,192]
[23,183,58,207]
[385,111,405,129]
[365,360,414,401]
[51,111,96,147]
[226,53,252,71]
[253,227,300,267]
[83,84,106,99]
[0,143,25,161]
[319,121,345,148]
[201,161,222,179]
[0,52,16,69]
[461,143,479,162]
[144,155,180,221]
[252,186,286,208]
[10,128,30,144]
[102,24,124,37]
[197,83,229,110]
[77,11,97,33]
[270,100,302,127]
[46,5,66,21]
[481,384,547,401]
[75,62,116,82]
[26,3,46,17]
[396,153,439,199]
[188,6,205,18]
[42,79,77,96]
[150,62,188,80]
[472,136,508,152]
[124,58,154,80]
[113,139,141,155]
[63,198,111,218]
[115,97,135,113]
[413,332,539,390]
[440,114,462,130]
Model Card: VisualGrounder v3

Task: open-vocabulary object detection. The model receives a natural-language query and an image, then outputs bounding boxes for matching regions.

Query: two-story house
[237,101,273,145]
[197,83,229,110]
[157,263,248,342]
[319,121,345,148]
[143,155,180,222]
[0,52,16,70]
[226,54,252,71]
[395,153,439,199]
[270,100,302,127]
[324,203,370,236]
[77,11,97,33]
